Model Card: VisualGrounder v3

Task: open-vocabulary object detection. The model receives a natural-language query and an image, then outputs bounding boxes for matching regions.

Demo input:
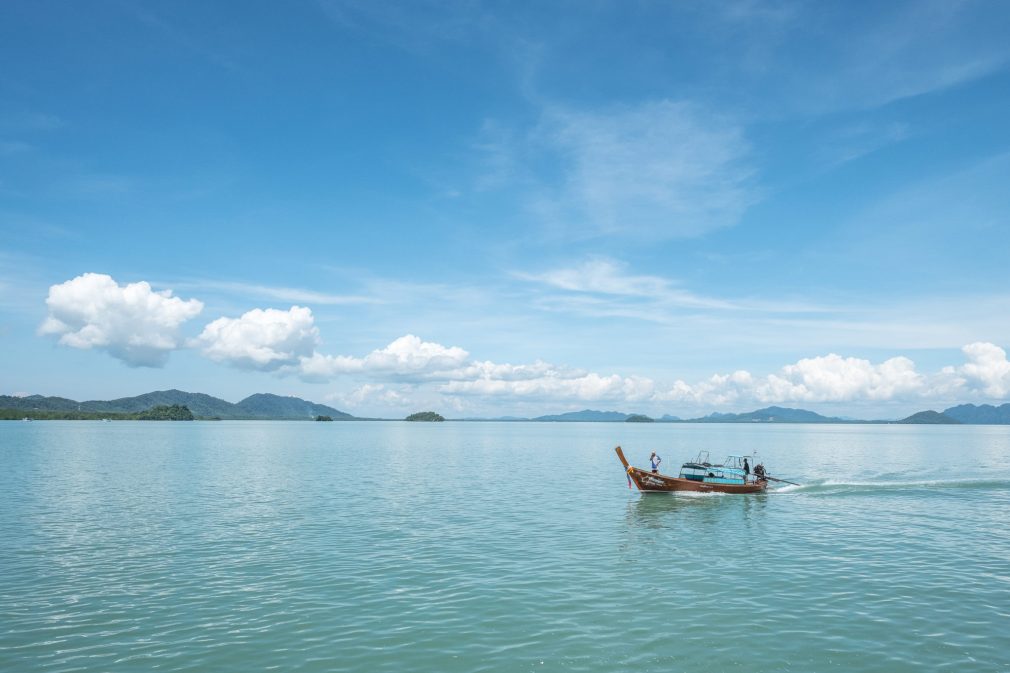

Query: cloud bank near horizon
[38,273,1010,413]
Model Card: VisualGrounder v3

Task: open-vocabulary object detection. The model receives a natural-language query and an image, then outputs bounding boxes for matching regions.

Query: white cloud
[652,344,1010,410]
[334,383,406,408]
[656,354,927,406]
[515,258,833,325]
[535,101,754,239]
[297,338,1010,413]
[441,371,656,402]
[444,359,568,382]
[363,334,469,372]
[760,354,924,402]
[295,334,469,381]
[198,306,320,371]
[517,257,737,310]
[39,273,203,367]
[37,275,1010,415]
[178,279,377,305]
[957,342,1010,397]
[527,258,668,297]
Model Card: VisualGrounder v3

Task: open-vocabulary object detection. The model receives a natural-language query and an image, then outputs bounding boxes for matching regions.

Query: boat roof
[681,462,745,475]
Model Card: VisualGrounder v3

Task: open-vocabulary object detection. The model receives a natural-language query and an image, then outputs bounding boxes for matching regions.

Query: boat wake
[771,477,1010,496]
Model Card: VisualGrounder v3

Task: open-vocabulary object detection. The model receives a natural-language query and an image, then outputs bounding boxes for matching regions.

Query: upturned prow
[614,445,630,468]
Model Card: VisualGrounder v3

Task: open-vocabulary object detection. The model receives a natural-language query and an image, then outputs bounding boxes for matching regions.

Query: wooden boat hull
[616,446,768,494]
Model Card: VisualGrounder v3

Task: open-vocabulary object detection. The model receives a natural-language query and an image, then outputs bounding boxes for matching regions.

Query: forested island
[406,411,445,422]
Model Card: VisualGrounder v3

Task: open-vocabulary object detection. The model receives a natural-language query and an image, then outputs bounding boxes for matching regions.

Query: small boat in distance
[616,446,769,494]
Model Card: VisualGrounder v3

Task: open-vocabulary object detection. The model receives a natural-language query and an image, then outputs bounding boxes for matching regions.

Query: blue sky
[3,0,1010,418]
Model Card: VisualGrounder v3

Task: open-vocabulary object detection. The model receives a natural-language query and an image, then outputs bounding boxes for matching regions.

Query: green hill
[0,390,355,420]
[942,403,1010,424]
[0,394,83,412]
[625,414,654,423]
[81,390,236,417]
[691,406,845,423]
[234,393,354,420]
[899,410,961,424]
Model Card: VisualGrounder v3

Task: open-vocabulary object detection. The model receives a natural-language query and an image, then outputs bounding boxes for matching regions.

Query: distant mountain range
[0,390,355,420]
[691,406,846,423]
[5,393,1010,424]
[942,403,1010,424]
[463,403,1010,424]
[533,409,632,422]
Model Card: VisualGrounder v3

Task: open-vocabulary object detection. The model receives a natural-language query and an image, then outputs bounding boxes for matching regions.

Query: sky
[2,0,1010,419]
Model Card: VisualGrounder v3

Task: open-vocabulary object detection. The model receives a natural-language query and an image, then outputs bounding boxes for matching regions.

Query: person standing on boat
[650,452,662,474]
[743,458,750,483]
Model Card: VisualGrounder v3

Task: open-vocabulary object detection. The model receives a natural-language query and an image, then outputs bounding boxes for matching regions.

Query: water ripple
[1,421,1009,672]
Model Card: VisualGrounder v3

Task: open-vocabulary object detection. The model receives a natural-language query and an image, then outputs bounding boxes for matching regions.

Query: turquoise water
[2,421,1009,672]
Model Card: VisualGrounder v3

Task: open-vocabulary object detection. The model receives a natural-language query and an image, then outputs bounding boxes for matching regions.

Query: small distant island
[315,415,333,421]
[625,414,654,423]
[406,411,445,422]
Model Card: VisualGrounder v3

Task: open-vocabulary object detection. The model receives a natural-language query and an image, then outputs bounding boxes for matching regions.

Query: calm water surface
[2,421,1009,672]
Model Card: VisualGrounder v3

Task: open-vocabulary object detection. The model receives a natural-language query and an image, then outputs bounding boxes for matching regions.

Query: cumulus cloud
[36,276,1010,414]
[957,342,1010,397]
[296,334,469,381]
[39,273,204,367]
[335,384,406,408]
[760,354,925,403]
[296,337,1010,410]
[656,354,928,406]
[441,371,656,402]
[198,306,320,371]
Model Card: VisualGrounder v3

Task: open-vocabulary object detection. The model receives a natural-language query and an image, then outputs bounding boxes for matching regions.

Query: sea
[2,421,1009,672]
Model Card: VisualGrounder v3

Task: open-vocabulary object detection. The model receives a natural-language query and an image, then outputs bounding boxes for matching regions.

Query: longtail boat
[616,446,769,494]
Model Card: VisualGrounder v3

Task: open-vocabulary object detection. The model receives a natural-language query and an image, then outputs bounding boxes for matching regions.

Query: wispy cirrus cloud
[176,279,379,306]
[515,258,737,310]
[538,101,755,239]
[515,257,829,322]
[694,0,1010,115]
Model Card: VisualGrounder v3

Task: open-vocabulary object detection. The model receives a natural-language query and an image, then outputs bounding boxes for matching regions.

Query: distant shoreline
[4,413,1003,426]
[4,390,1009,424]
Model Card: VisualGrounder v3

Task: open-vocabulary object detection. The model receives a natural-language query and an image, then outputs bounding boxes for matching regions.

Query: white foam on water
[770,477,1010,494]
